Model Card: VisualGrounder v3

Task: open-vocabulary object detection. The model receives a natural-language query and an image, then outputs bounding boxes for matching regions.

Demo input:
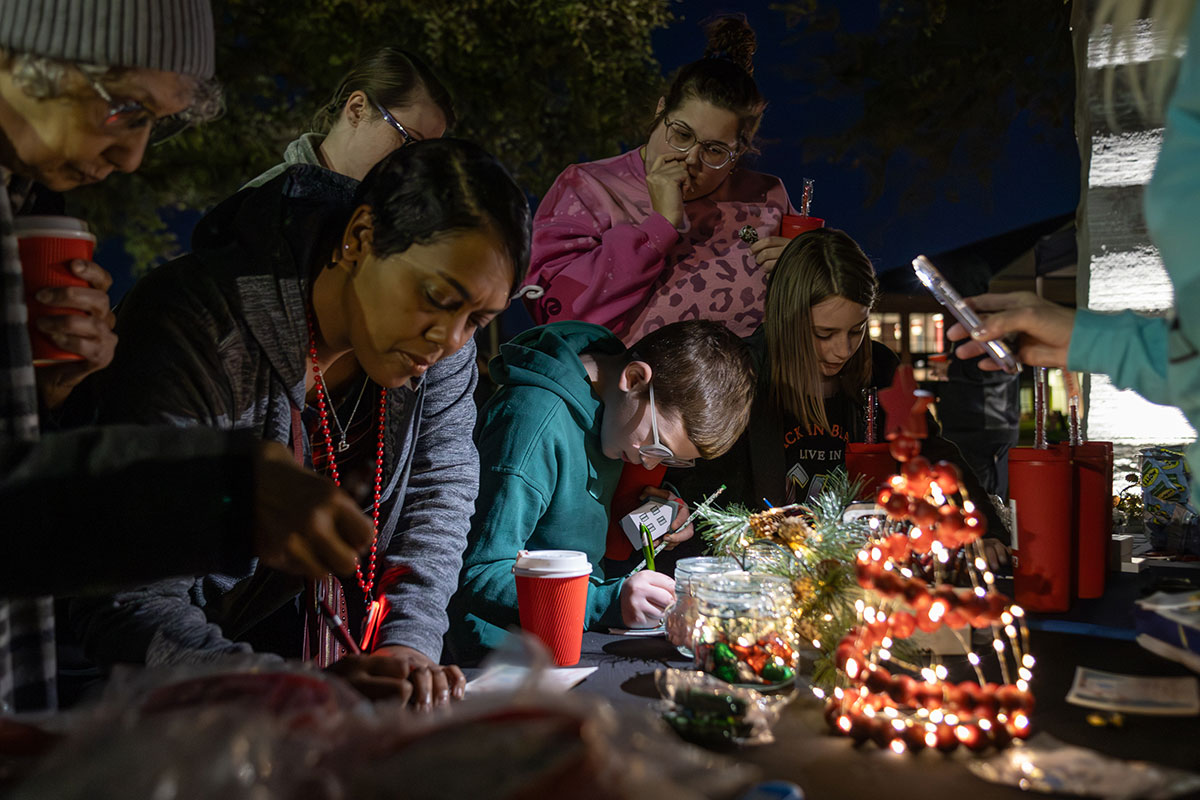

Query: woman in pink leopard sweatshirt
[525,15,795,345]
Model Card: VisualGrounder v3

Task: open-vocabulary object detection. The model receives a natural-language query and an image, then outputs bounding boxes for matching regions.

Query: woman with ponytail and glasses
[246,46,454,187]
[526,14,795,344]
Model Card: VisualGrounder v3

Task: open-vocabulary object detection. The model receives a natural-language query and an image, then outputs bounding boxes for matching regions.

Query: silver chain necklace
[328,375,369,452]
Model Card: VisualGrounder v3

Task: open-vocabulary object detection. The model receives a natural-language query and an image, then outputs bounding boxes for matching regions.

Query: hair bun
[702,13,757,75]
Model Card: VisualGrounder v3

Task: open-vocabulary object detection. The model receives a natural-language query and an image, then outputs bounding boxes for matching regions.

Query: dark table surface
[564,567,1200,799]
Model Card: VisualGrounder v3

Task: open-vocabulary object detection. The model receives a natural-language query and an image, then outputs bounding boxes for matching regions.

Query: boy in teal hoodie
[449,320,755,659]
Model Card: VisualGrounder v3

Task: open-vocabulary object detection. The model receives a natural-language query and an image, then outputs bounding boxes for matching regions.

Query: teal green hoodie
[448,322,629,657]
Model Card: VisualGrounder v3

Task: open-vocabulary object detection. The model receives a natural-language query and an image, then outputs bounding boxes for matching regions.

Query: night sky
[651,0,1081,274]
[101,1,1082,307]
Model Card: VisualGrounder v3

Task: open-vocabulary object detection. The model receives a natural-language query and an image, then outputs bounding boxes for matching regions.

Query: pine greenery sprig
[697,502,757,558]
[689,468,874,689]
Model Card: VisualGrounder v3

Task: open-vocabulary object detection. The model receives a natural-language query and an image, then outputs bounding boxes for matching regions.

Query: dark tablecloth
[562,568,1200,799]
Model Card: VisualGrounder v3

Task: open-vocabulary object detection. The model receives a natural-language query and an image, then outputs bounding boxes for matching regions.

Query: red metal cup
[845,442,896,500]
[780,214,825,238]
[1070,442,1113,599]
[15,216,95,365]
[513,550,592,666]
[1009,446,1073,612]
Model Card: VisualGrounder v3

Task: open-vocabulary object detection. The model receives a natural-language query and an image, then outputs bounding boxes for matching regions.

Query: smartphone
[911,255,1020,374]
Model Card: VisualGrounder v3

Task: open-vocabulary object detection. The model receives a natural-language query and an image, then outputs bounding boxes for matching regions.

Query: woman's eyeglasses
[88,77,192,145]
[638,382,696,468]
[663,118,738,170]
[372,101,415,147]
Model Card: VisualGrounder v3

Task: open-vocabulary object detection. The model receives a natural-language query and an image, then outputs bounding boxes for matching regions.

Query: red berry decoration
[901,456,933,494]
[821,368,1034,754]
[930,461,962,494]
[881,490,910,517]
[935,724,960,753]
[909,499,939,529]
[889,436,921,463]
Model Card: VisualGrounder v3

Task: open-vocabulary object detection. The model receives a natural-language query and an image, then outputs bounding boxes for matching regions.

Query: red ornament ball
[934,723,960,753]
[889,611,917,639]
[930,461,962,493]
[889,436,921,463]
[909,499,940,528]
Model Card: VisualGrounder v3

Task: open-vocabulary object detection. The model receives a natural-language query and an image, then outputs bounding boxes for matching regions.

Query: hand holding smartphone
[912,255,1020,374]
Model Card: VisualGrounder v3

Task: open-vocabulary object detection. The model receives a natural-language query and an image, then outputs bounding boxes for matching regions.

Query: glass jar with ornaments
[693,571,797,687]
[665,556,739,657]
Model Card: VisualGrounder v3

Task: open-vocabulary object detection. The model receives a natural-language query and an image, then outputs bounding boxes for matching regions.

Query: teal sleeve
[1145,4,1200,322]
[591,574,626,630]
[458,462,625,631]
[1067,308,1171,404]
[458,466,550,632]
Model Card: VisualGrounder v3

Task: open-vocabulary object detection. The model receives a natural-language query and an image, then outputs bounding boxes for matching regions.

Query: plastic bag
[9,663,368,800]
[10,644,757,800]
[969,736,1200,799]
[1141,447,1200,555]
[655,668,792,747]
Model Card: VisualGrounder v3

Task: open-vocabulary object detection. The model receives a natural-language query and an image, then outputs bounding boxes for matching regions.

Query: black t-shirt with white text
[780,393,855,505]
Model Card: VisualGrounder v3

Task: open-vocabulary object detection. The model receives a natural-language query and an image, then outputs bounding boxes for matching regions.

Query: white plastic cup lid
[513,549,591,577]
[13,216,95,244]
[13,216,90,234]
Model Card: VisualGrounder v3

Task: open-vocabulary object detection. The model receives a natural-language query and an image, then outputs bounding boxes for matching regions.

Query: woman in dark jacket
[73,139,530,707]
[672,228,1008,564]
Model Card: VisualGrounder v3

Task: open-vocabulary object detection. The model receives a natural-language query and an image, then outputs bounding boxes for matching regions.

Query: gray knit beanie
[0,0,215,79]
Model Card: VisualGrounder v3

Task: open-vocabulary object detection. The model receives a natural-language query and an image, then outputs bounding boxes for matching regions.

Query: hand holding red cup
[16,216,99,365]
[16,216,118,409]
[780,213,825,238]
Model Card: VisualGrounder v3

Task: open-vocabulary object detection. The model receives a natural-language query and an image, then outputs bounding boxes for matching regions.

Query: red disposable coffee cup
[1009,447,1073,613]
[845,442,896,500]
[780,214,825,238]
[15,216,95,365]
[513,550,592,666]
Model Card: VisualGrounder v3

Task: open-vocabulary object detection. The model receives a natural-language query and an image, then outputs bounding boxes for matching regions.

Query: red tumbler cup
[1009,447,1073,612]
[780,214,825,238]
[513,550,592,666]
[15,216,95,365]
[845,443,896,500]
[604,461,667,561]
[1071,442,1114,599]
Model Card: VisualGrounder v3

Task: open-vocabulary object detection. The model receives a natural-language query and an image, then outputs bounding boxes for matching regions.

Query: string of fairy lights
[817,442,1035,753]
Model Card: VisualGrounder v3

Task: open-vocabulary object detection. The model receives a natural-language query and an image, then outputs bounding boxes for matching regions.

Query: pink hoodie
[526,149,793,344]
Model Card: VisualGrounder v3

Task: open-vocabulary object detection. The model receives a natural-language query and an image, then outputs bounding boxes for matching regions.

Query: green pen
[640,524,657,572]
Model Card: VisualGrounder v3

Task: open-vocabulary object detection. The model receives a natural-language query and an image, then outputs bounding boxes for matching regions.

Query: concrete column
[1076,0,1195,472]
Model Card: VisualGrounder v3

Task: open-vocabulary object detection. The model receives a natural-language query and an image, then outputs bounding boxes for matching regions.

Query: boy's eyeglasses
[638,382,695,468]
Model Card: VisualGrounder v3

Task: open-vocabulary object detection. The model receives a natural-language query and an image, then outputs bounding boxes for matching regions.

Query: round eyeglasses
[638,382,696,469]
[663,118,739,170]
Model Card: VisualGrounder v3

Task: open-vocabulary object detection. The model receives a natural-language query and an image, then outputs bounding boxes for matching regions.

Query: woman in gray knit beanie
[0,0,220,191]
[0,0,223,409]
[0,0,380,715]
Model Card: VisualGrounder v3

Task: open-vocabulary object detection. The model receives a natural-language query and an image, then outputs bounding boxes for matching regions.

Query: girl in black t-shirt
[669,228,1009,566]
[763,228,878,504]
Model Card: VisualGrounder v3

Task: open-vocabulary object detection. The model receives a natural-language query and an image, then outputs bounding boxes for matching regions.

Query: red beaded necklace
[307,316,387,605]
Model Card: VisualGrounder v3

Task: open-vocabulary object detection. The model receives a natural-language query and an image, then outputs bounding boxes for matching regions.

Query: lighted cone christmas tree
[822,366,1035,754]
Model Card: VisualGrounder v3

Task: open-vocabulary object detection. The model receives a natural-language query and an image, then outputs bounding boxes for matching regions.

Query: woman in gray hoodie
[74,139,530,709]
